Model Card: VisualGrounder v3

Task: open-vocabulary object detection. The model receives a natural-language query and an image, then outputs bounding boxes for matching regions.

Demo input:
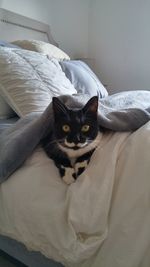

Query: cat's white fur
[59,132,102,185]
[61,166,75,184]
[64,139,88,148]
[58,132,101,158]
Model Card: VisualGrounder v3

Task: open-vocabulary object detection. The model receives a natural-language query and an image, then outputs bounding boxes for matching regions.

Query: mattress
[0,234,64,267]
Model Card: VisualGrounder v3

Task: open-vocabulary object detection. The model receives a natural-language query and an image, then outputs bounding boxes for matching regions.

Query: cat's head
[52,96,99,150]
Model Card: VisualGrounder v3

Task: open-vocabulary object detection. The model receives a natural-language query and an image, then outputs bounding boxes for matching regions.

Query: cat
[42,96,101,185]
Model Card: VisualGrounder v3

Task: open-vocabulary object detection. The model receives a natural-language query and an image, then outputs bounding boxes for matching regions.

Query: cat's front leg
[56,159,76,185]
[75,149,95,178]
[60,166,76,185]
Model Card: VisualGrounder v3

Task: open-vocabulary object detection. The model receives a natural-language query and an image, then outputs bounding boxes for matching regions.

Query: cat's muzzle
[64,139,88,150]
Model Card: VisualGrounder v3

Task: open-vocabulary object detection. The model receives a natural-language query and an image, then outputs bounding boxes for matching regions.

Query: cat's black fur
[42,96,100,184]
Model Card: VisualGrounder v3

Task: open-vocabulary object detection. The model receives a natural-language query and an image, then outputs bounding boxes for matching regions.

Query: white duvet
[0,121,150,267]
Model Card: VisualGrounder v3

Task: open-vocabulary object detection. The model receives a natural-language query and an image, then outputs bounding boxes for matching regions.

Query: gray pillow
[60,60,108,98]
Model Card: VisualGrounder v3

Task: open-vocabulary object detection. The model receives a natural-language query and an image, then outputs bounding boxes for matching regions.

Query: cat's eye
[81,125,90,132]
[62,125,70,132]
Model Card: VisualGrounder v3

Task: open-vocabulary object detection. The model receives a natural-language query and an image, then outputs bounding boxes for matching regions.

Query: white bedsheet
[0,121,150,267]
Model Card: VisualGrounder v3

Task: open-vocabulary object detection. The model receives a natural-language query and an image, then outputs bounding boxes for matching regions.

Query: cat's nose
[74,134,80,144]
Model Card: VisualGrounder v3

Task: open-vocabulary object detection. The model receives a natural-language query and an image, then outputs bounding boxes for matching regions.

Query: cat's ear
[52,97,68,117]
[82,96,98,115]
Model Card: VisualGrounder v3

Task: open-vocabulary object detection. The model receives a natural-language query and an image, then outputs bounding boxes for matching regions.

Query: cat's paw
[62,167,76,185]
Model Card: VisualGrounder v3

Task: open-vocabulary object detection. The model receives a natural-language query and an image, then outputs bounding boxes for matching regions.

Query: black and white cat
[42,96,101,185]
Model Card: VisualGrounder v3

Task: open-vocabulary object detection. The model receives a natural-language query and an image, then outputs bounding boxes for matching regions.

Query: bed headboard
[0,8,58,46]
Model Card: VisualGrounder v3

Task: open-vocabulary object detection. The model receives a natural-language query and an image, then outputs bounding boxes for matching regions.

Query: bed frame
[0,7,64,267]
[0,8,58,45]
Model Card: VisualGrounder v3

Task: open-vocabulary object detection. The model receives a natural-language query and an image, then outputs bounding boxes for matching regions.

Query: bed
[0,8,150,267]
[0,7,66,267]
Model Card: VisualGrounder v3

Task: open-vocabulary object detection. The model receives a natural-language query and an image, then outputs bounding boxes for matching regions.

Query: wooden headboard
[0,8,58,46]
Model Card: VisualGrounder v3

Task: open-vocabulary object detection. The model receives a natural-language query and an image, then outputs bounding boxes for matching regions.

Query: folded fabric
[0,94,16,119]
[0,90,150,183]
[0,47,76,117]
[60,60,108,98]
[0,117,19,135]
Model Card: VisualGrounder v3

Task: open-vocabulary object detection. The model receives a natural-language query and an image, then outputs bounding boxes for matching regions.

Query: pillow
[0,94,16,119]
[0,47,76,117]
[60,60,108,98]
[0,40,20,48]
[12,39,70,60]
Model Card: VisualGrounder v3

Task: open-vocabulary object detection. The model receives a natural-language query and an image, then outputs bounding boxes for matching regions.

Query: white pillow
[0,47,76,117]
[12,40,70,60]
[0,94,15,119]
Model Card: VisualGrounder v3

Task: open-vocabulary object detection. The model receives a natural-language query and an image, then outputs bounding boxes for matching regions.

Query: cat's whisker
[86,140,93,144]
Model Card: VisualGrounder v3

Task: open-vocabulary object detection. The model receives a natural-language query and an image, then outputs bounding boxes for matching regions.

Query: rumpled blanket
[0,90,150,182]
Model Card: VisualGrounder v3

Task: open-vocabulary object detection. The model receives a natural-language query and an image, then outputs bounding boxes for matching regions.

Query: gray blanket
[0,90,150,183]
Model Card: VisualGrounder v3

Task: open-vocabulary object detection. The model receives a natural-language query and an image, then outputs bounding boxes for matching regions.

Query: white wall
[89,0,150,93]
[1,0,150,93]
[1,0,48,21]
[1,0,90,58]
[46,0,90,59]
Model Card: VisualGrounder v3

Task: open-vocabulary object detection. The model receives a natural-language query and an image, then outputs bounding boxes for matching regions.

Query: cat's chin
[63,144,87,150]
